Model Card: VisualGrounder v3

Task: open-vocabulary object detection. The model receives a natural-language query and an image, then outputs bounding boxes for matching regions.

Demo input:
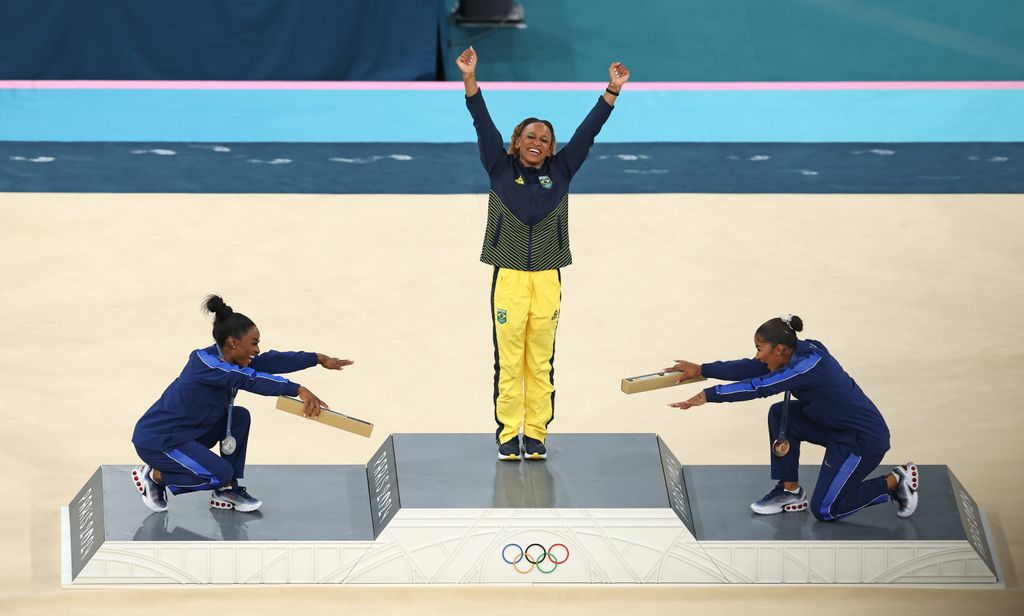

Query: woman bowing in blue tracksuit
[130,295,353,513]
[666,315,919,521]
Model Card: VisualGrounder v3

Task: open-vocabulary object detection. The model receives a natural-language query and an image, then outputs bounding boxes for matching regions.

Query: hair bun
[789,315,804,332]
[202,294,233,321]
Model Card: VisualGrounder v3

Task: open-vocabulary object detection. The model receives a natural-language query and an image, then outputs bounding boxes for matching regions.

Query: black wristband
[605,87,620,96]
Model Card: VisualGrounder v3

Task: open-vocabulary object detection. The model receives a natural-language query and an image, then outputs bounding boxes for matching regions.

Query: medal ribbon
[778,390,790,444]
[216,346,238,451]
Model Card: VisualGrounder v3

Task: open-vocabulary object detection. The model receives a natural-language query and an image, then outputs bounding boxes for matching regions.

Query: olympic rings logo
[501,543,570,574]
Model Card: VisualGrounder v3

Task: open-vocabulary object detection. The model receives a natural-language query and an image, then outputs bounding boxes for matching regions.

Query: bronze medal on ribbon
[771,438,790,457]
[771,390,793,457]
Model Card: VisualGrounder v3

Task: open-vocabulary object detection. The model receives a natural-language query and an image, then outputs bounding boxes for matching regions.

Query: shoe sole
[498,453,521,461]
[525,453,547,460]
[751,500,808,515]
[131,467,168,513]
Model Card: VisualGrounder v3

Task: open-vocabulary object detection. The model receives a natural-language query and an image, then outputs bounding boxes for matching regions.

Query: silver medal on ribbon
[220,388,238,455]
[220,435,237,455]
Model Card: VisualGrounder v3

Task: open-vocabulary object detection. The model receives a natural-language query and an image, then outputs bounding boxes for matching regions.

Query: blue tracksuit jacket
[132,345,317,450]
[466,89,613,271]
[701,339,891,454]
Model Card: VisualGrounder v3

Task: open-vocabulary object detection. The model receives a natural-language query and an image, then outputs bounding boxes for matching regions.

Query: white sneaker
[892,462,919,518]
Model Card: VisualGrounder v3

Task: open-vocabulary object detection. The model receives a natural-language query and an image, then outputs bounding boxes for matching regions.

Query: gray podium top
[391,433,671,509]
[100,465,374,542]
[684,464,969,541]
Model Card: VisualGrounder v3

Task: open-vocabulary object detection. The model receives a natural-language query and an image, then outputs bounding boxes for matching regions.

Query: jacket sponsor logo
[514,175,525,185]
[539,175,553,189]
[497,309,508,324]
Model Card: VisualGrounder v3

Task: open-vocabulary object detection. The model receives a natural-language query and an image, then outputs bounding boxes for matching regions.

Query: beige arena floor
[0,193,1022,615]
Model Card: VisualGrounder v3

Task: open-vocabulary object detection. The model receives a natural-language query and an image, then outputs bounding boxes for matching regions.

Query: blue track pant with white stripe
[134,406,251,495]
[768,400,890,521]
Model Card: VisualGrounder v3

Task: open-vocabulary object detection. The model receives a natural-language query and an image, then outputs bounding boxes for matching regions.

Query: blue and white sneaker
[523,435,547,460]
[210,482,262,512]
[498,436,522,461]
[131,465,168,513]
[750,482,808,515]
[892,462,919,518]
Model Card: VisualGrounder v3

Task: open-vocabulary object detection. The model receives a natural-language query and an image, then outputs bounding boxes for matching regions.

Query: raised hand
[456,47,478,76]
[608,61,631,89]
[457,47,480,96]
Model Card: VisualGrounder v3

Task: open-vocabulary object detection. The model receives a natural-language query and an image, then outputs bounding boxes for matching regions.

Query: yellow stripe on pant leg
[492,268,530,444]
[523,269,561,442]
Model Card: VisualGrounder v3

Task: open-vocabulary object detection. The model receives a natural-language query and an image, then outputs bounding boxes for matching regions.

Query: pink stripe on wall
[2,80,1023,91]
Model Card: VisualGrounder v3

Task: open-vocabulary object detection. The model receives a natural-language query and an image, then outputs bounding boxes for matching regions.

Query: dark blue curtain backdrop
[445,0,1024,81]
[0,0,449,80]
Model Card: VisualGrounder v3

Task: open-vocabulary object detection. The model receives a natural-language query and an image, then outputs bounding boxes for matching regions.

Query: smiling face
[224,326,260,367]
[754,334,793,372]
[514,122,553,167]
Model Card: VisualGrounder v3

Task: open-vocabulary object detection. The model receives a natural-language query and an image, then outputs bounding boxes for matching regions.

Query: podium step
[62,433,1000,586]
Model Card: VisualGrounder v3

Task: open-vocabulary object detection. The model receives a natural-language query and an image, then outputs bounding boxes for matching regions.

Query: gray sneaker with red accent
[210,483,262,512]
[750,482,808,515]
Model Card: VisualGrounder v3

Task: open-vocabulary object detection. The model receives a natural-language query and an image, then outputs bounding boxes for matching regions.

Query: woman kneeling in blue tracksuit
[666,315,919,521]
[130,295,352,513]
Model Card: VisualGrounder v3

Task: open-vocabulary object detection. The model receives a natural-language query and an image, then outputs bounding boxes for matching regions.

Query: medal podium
[63,433,1001,586]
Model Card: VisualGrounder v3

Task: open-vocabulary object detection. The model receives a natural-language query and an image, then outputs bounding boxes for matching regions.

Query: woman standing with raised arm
[456,47,630,461]
[666,316,919,522]
[130,295,353,513]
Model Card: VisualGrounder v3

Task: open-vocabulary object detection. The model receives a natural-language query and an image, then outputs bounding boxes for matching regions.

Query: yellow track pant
[491,267,561,445]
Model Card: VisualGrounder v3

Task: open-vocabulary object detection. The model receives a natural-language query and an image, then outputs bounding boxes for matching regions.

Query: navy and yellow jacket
[701,339,891,454]
[466,90,613,271]
[132,345,317,450]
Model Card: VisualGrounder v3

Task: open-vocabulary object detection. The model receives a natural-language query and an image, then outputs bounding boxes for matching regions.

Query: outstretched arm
[249,350,353,374]
[248,350,318,374]
[192,348,300,397]
[666,357,770,383]
[704,352,822,404]
[555,61,631,179]
[457,47,506,175]
[701,358,771,381]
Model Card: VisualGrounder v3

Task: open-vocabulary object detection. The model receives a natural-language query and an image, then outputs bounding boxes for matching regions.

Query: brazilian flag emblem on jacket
[496,309,507,324]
